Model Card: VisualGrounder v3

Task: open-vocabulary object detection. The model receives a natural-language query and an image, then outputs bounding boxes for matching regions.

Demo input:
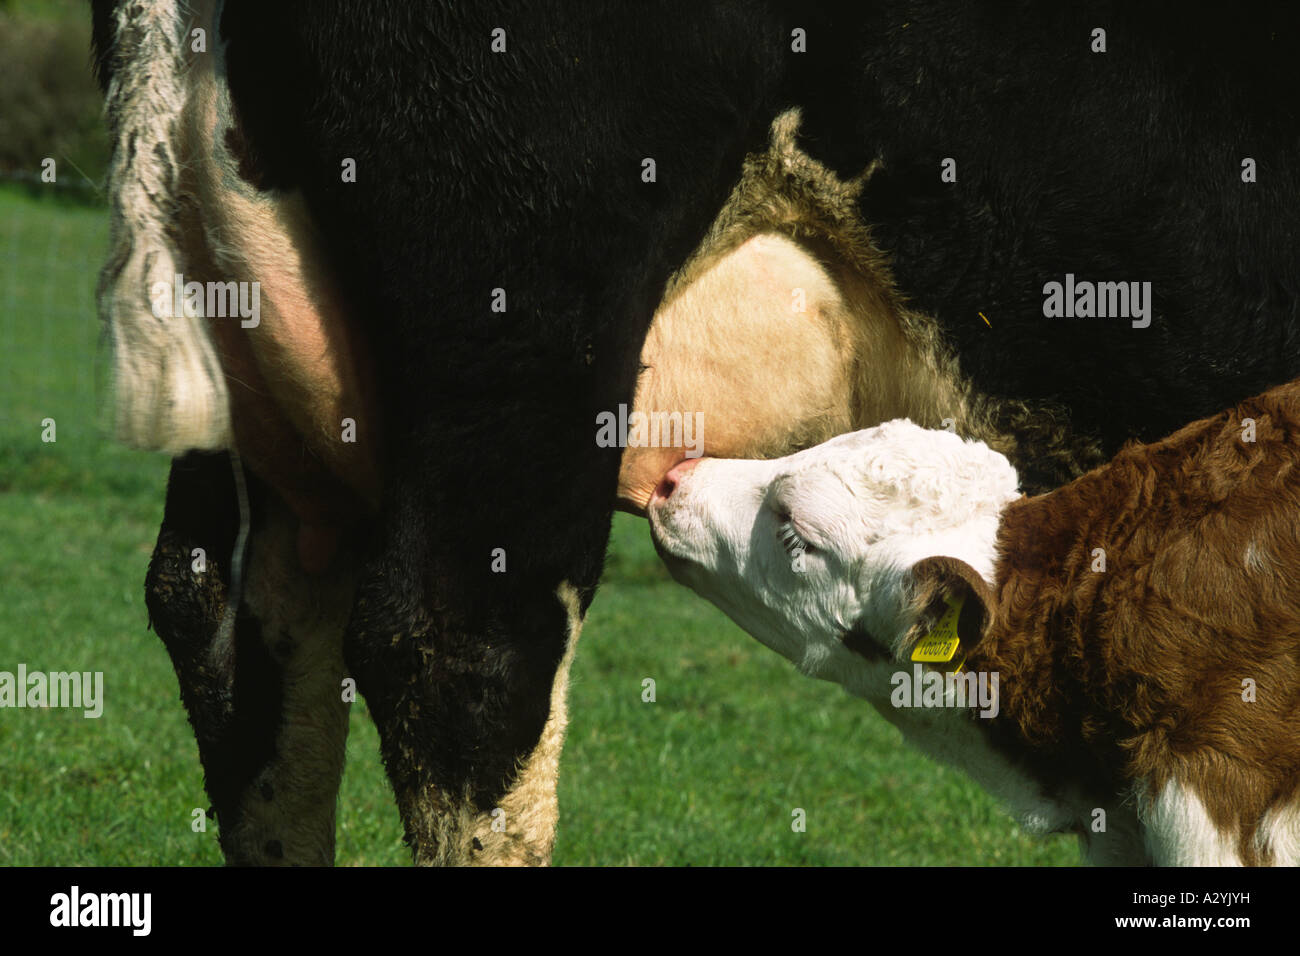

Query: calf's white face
[648,421,1020,692]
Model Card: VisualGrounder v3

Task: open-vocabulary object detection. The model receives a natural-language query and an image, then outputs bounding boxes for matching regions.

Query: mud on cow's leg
[146,452,358,865]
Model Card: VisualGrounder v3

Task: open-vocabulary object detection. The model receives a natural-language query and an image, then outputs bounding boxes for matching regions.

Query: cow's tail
[96,0,231,453]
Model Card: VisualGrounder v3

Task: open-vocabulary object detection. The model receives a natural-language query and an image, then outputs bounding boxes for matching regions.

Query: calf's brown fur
[913,380,1300,864]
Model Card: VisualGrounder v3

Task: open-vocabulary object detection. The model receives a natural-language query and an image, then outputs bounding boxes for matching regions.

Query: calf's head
[647,421,1020,692]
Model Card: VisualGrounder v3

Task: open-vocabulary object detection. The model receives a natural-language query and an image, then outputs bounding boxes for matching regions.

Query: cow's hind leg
[147,452,356,864]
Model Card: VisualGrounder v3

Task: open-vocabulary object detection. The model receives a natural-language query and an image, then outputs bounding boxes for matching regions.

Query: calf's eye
[775,512,812,556]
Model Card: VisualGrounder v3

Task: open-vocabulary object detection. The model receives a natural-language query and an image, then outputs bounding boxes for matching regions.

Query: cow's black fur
[846,2,1300,490]
[94,1,1300,861]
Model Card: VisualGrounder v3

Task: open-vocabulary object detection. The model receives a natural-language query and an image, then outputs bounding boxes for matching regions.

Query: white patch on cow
[98,0,231,452]
[1253,795,1300,866]
[473,581,584,866]
[1141,779,1245,866]
[410,581,585,866]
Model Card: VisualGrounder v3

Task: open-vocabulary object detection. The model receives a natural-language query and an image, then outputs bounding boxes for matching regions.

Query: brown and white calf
[648,383,1300,865]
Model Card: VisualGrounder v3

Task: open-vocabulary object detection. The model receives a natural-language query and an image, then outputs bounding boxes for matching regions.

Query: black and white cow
[91,0,1300,864]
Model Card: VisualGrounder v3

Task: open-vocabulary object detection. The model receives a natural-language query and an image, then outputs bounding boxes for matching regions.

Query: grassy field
[0,185,1078,865]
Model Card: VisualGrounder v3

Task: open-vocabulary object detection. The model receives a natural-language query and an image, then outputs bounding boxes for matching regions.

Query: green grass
[0,185,1079,865]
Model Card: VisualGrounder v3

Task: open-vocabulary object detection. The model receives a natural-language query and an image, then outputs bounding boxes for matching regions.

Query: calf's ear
[902,556,993,656]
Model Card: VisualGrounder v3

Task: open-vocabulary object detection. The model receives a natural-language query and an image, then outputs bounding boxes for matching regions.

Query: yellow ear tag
[911,593,965,664]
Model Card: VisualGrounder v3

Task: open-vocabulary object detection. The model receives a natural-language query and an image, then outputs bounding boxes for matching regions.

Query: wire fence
[0,178,107,447]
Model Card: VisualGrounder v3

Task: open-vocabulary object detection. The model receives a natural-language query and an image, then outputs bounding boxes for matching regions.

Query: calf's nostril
[651,456,702,504]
